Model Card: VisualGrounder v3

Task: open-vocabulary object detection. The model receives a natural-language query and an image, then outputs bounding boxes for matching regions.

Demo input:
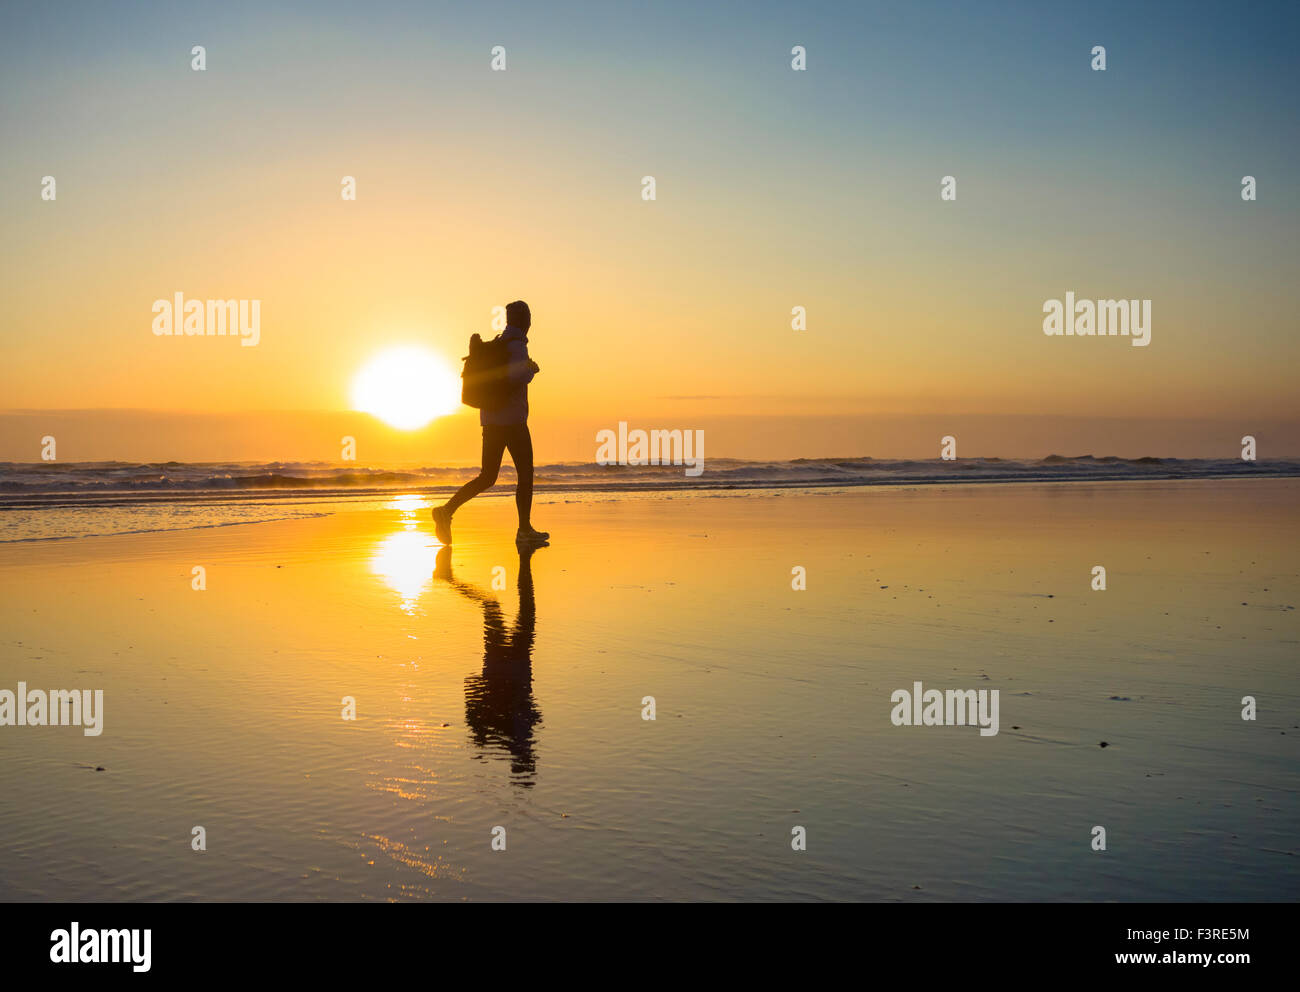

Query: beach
[1,478,1296,902]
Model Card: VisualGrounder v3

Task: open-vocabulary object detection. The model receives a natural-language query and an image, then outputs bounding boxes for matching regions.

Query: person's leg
[447,427,507,513]
[503,425,534,529]
[505,425,548,541]
[433,428,506,543]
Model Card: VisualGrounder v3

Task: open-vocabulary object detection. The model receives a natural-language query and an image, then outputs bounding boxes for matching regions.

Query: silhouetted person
[432,300,548,546]
[435,544,542,785]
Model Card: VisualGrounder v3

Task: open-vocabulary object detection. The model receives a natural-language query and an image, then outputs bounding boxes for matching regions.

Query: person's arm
[504,337,537,385]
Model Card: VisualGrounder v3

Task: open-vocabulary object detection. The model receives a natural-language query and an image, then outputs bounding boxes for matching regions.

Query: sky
[1,0,1297,462]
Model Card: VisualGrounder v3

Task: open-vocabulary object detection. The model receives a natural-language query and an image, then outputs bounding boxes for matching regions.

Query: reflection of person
[432,300,549,547]
[435,544,542,785]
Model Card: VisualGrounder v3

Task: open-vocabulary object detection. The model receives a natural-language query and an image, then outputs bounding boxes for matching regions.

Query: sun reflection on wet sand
[369,502,439,612]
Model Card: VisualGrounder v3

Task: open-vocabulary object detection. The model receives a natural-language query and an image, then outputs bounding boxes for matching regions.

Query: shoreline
[3,474,1299,545]
[3,466,1299,510]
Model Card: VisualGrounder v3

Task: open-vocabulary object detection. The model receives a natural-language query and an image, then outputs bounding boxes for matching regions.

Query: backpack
[460,333,513,410]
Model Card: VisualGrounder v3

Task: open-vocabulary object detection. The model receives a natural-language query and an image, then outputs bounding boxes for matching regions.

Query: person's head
[505,300,531,331]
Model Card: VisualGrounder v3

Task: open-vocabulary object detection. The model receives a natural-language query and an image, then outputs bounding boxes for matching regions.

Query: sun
[351,346,461,429]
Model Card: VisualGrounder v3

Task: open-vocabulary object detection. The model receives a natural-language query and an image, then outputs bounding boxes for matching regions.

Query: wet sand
[1,479,1297,901]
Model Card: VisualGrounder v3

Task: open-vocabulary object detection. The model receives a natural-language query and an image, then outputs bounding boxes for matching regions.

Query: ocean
[2,456,1298,542]
[2,457,1300,543]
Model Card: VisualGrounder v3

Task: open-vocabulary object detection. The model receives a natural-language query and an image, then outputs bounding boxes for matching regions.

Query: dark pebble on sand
[95,766,105,771]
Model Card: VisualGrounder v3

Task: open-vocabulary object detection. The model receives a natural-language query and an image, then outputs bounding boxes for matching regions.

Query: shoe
[431,506,453,545]
[516,526,549,544]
